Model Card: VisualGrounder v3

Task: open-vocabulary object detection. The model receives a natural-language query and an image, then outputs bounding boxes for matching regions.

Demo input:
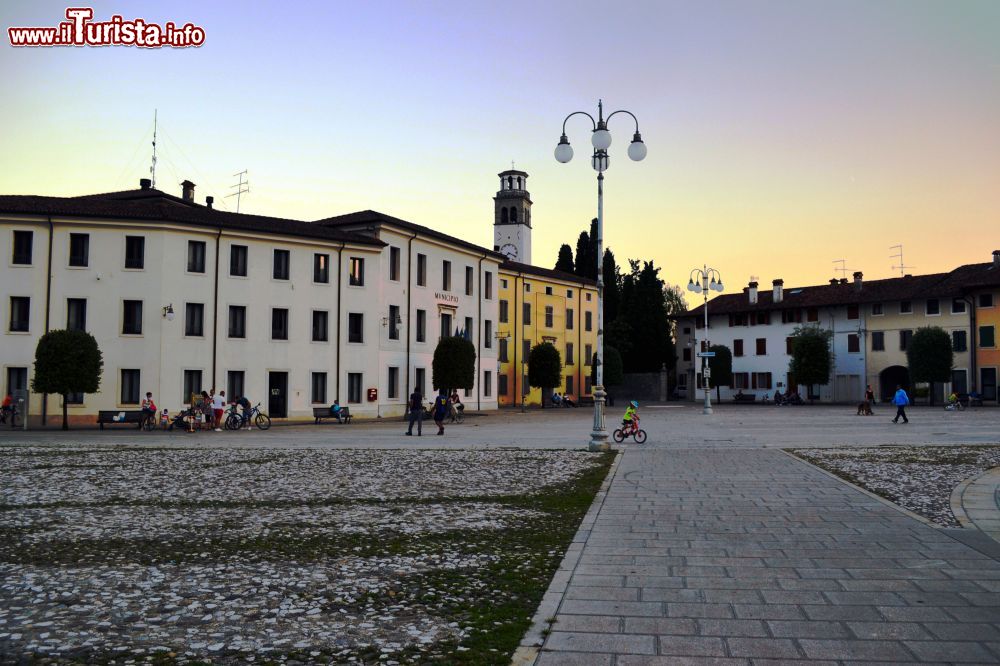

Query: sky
[1,0,998,303]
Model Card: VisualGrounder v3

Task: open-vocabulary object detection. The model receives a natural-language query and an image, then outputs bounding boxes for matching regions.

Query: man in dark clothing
[406,390,422,436]
[432,391,449,435]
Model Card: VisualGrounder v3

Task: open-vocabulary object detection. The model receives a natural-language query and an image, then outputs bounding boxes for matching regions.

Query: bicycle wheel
[225,414,240,430]
[143,415,156,431]
[613,429,625,443]
[633,429,647,444]
[455,412,465,424]
[255,413,272,430]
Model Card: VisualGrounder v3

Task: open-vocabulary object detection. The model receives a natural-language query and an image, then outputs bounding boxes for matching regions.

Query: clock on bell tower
[493,169,532,263]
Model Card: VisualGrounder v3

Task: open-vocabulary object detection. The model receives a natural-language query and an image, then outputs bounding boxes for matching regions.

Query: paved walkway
[954,468,1000,543]
[532,448,1000,664]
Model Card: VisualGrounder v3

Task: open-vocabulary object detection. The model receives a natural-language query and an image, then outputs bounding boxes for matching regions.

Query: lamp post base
[703,390,713,415]
[589,386,610,451]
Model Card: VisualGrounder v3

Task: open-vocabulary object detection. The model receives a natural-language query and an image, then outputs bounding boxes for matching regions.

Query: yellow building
[944,251,1000,402]
[496,262,598,407]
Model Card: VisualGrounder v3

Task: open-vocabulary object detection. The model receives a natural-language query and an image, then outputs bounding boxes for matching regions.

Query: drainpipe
[964,294,977,392]
[578,285,583,401]
[513,273,520,410]
[42,216,53,426]
[404,232,417,401]
[476,253,485,411]
[210,223,222,389]
[336,242,345,401]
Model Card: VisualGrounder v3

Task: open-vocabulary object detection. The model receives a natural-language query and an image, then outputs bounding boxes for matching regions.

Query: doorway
[982,368,998,402]
[268,371,288,418]
[879,365,910,401]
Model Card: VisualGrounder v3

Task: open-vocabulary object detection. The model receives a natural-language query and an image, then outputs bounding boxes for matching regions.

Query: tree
[31,329,103,430]
[907,327,953,405]
[616,260,673,373]
[555,244,575,273]
[708,345,733,402]
[788,325,833,402]
[528,342,562,408]
[432,336,476,395]
[602,248,620,324]
[591,345,624,404]
[573,230,593,280]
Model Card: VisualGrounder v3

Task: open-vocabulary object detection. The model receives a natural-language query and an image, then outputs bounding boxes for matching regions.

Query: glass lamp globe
[709,280,718,291]
[554,136,573,163]
[591,127,612,151]
[628,134,647,161]
[713,281,724,292]
[591,153,609,172]
[686,280,696,292]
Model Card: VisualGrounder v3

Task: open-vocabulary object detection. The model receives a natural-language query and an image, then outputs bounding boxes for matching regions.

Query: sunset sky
[2,0,998,302]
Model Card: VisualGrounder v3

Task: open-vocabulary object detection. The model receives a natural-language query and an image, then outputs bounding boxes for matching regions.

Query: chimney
[748,280,758,305]
[206,195,214,209]
[181,180,196,203]
[772,278,784,303]
[993,250,1000,268]
[829,278,838,286]
[853,271,863,291]
[139,178,152,190]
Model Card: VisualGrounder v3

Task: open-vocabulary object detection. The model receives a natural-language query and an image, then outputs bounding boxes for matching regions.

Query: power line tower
[890,244,914,277]
[150,109,158,189]
[226,170,249,213]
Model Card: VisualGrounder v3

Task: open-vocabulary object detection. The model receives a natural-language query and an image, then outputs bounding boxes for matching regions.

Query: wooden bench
[732,393,757,403]
[313,406,352,424]
[97,410,145,429]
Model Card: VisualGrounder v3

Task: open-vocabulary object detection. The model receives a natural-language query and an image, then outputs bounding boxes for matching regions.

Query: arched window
[516,176,522,189]
[510,208,518,224]
[525,209,530,226]
[507,176,513,189]
[500,207,508,224]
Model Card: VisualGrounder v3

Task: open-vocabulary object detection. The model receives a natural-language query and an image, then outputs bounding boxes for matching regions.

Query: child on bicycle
[141,392,157,423]
[622,400,639,430]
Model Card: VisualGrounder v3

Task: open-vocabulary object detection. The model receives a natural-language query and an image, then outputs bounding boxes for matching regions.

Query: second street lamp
[687,266,724,415]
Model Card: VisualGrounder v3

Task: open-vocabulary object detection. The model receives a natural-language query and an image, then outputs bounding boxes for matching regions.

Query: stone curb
[510,449,624,666]
[951,467,1000,543]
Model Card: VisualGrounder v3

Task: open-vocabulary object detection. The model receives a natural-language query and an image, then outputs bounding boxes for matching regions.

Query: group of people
[550,392,577,407]
[404,389,464,436]
[138,389,253,431]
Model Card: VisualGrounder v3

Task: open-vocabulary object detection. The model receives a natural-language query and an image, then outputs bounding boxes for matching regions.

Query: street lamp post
[554,100,647,451]
[687,266,724,415]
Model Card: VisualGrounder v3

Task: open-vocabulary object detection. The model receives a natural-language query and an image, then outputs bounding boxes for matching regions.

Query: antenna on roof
[890,244,914,277]
[832,259,852,280]
[226,170,249,213]
[149,109,158,189]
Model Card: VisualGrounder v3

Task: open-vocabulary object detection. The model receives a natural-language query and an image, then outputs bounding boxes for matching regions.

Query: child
[160,408,170,430]
[622,400,639,428]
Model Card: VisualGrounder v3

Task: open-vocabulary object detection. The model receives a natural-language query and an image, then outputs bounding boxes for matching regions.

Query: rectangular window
[545,286,553,296]
[68,233,89,267]
[734,339,744,357]
[125,236,145,269]
[312,310,329,342]
[314,253,330,283]
[485,271,493,299]
[565,374,574,395]
[733,372,749,390]
[523,339,531,360]
[185,303,205,337]
[926,298,940,315]
[230,244,248,277]
[12,230,33,264]
[566,308,574,329]
[523,303,531,325]
[389,305,400,340]
[440,312,453,339]
[499,337,509,362]
[683,348,692,361]
[417,253,427,286]
[122,300,142,335]
[348,313,364,343]
[900,300,912,314]
[311,372,327,404]
[585,376,592,393]
[848,333,860,353]
[544,306,554,328]
[187,240,206,273]
[442,260,451,291]
[979,293,994,308]
[64,391,84,405]
[228,306,246,338]
[499,300,509,323]
[273,249,290,280]
[585,292,592,302]
[227,371,245,402]
[9,296,30,332]
[524,282,531,292]
[67,298,86,331]
[348,373,362,403]
[980,325,996,348]
[755,338,767,355]
[566,289,574,298]
[900,329,912,351]
[952,330,967,352]
[871,303,884,316]
[183,369,202,404]
[952,298,966,314]
[752,372,773,390]
[415,368,426,397]
[485,320,493,348]
[465,266,474,296]
[464,316,473,339]
[806,307,818,322]
[499,374,508,396]
[416,309,426,342]
[585,344,593,365]
[566,342,574,365]
[501,278,508,289]
[349,257,364,286]
[389,246,401,281]
[271,308,289,340]
[120,369,140,405]
[585,311,593,331]
[388,366,399,399]
[872,331,885,351]
[847,304,859,320]
[484,371,492,397]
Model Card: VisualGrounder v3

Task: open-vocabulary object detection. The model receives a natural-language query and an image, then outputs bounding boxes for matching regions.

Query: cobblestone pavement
[534,448,1000,665]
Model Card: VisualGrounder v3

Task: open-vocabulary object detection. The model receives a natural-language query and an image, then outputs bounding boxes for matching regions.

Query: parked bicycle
[140,411,158,431]
[225,402,271,430]
[1,402,19,429]
[613,416,647,444]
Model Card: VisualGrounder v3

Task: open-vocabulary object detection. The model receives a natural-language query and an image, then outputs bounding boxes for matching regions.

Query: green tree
[591,345,624,404]
[528,342,562,408]
[432,336,476,395]
[708,344,733,402]
[907,326,954,405]
[788,325,833,402]
[31,329,103,430]
[555,244,575,273]
[602,248,620,325]
[617,260,673,373]
[573,230,593,280]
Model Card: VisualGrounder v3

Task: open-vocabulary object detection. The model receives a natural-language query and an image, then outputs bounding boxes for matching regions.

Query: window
[545,286,553,295]
[124,236,145,269]
[871,303,884,316]
[781,309,803,324]
[416,309,426,342]
[228,306,246,338]
[389,246,401,281]
[872,331,885,351]
[185,303,205,337]
[900,329,912,351]
[9,297,30,332]
[565,374,574,395]
[677,374,688,388]
[485,320,492,348]
[683,327,691,335]
[464,316,473,340]
[120,369,140,405]
[980,293,994,308]
[980,325,996,348]
[732,372,749,390]
[500,300,509,323]
[230,244,248,276]
[440,312,453,339]
[484,371,492,397]
[314,253,330,283]
[586,292,592,302]
[952,299,966,314]
[388,367,399,399]
[848,333,860,353]
[785,337,794,355]
[67,298,86,331]
[585,311,593,331]
[7,367,28,396]
[499,374,508,396]
[926,298,940,316]
[417,253,427,286]
[755,338,766,355]
[566,342,574,365]
[12,230,32,264]
[501,278,508,289]
[348,373,362,403]
[348,313,364,343]
[64,391,83,405]
[271,308,289,340]
[734,339,744,357]
[311,372,327,404]
[751,372,773,390]
[524,282,531,292]
[523,303,531,325]
[566,308,574,330]
[69,233,89,267]
[981,368,998,401]
[900,300,912,314]
[806,307,818,322]
[952,330,967,352]
[183,370,202,403]
[227,371,245,401]
[442,260,451,291]
[349,257,364,286]
[415,368,426,397]
[585,376,593,393]
[523,340,531,360]
[389,305,400,340]
[465,266,474,296]
[585,344,593,365]
[485,271,493,299]
[312,310,329,342]
[499,337,509,362]
[847,304,859,320]
[122,300,142,335]
[544,306,554,328]
[683,348,692,361]
[273,249,290,280]
[187,240,206,273]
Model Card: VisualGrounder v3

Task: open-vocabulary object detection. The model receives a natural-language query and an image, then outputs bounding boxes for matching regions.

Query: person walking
[892,384,910,424]
[432,391,449,435]
[405,389,423,436]
[864,384,875,414]
[212,390,226,431]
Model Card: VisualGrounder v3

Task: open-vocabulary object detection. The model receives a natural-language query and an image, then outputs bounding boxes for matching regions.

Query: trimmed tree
[432,335,476,396]
[31,329,103,430]
[907,326,953,405]
[708,345,733,402]
[788,325,833,403]
[591,345,624,405]
[528,342,562,408]
[555,244,575,273]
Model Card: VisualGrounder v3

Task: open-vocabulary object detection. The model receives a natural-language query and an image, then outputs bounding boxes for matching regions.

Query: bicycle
[225,402,271,430]
[140,410,157,431]
[1,404,19,429]
[613,417,647,444]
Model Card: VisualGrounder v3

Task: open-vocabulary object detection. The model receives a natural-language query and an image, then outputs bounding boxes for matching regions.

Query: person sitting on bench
[329,400,344,423]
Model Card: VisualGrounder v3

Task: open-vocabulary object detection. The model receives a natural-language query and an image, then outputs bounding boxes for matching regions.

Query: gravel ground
[791,445,1000,526]
[0,446,610,664]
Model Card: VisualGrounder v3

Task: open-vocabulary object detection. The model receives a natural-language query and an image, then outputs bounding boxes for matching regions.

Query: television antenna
[890,244,914,277]
[832,259,852,280]
[226,170,249,213]
[149,109,158,189]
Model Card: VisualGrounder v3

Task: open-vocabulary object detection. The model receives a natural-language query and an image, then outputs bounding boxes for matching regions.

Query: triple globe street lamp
[554,100,646,451]
[687,266,724,415]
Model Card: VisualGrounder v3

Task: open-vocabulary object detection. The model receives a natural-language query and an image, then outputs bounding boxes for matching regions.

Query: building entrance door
[268,372,288,418]
[982,368,998,402]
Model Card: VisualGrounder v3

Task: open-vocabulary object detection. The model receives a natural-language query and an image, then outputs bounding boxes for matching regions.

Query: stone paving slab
[953,467,1000,543]
[532,448,1000,664]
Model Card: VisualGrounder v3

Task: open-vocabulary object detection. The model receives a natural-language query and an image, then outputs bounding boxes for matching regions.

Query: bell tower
[493,169,532,262]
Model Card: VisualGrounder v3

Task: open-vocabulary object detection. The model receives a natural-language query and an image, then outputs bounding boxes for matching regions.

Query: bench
[97,410,145,429]
[732,394,757,403]
[313,406,352,424]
